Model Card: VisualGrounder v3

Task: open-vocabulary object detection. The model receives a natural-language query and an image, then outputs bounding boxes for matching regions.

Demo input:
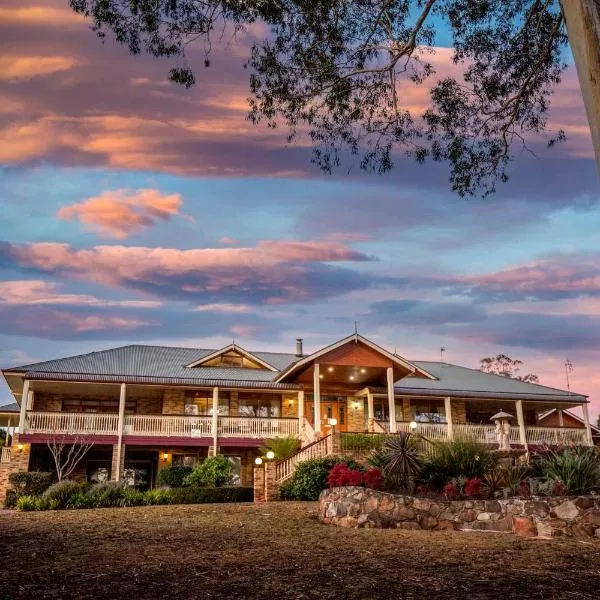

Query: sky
[0,2,599,420]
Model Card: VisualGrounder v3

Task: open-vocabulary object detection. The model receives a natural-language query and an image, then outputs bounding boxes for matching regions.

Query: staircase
[274,433,331,485]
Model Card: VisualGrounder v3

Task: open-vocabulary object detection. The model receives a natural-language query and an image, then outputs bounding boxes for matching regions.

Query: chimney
[295,338,304,357]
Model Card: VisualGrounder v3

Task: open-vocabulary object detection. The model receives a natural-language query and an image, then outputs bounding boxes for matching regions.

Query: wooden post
[560,0,600,173]
[557,409,564,427]
[582,403,594,446]
[444,396,454,440]
[313,363,321,437]
[18,379,30,435]
[387,367,397,433]
[115,382,126,482]
[212,387,219,455]
[515,400,528,451]
[6,417,11,447]
[367,390,374,432]
[297,390,304,439]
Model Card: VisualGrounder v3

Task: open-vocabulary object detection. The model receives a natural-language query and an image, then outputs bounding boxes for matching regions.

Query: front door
[304,397,348,432]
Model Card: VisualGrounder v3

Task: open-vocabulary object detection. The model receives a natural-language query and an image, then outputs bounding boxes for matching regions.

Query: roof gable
[184,344,277,371]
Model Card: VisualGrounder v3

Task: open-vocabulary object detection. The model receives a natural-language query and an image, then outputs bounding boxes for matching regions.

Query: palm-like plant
[259,436,301,460]
[538,446,600,495]
[377,433,422,492]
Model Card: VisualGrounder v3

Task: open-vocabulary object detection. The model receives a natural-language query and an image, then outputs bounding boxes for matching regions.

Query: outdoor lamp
[17,443,24,452]
[254,457,263,465]
[266,450,275,460]
[328,418,337,427]
[162,452,169,461]
[409,421,418,431]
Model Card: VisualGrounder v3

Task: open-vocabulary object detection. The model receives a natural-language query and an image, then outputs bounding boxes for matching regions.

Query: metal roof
[0,402,19,413]
[2,344,587,402]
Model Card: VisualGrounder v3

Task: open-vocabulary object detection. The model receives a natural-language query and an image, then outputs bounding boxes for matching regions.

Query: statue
[491,411,514,451]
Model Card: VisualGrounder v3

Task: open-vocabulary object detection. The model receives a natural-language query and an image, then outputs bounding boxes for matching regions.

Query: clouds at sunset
[57,188,185,238]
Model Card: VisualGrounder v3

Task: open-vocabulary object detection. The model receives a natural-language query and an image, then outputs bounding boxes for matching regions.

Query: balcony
[23,412,299,440]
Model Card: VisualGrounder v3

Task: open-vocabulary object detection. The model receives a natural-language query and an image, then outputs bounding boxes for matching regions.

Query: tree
[46,433,95,481]
[479,354,539,383]
[68,1,590,197]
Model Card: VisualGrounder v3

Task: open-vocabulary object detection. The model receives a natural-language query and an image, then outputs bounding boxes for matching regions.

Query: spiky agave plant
[379,433,422,492]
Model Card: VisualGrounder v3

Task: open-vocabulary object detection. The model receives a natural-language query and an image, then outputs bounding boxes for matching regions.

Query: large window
[62,398,137,414]
[412,401,446,423]
[374,398,388,422]
[238,393,281,417]
[184,390,230,415]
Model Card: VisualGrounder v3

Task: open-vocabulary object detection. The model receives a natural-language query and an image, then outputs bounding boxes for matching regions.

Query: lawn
[2,502,600,599]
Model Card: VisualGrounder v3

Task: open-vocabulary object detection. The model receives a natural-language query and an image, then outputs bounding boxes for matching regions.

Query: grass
[2,502,600,599]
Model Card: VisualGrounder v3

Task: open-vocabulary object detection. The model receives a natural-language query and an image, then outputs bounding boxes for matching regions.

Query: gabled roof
[538,408,600,433]
[275,333,436,383]
[0,402,19,413]
[184,343,278,371]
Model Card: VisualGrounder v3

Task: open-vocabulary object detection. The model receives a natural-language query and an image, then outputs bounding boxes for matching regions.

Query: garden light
[255,457,263,465]
[266,450,275,460]
[409,421,418,431]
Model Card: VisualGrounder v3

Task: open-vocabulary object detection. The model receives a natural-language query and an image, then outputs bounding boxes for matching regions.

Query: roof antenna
[440,347,446,363]
[564,358,573,394]
[232,337,236,349]
[354,320,358,342]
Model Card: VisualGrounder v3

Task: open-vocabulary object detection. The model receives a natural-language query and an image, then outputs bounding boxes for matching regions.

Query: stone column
[297,390,304,439]
[111,443,125,482]
[367,390,374,432]
[387,367,397,433]
[264,461,278,502]
[313,363,321,437]
[253,466,265,503]
[0,433,32,503]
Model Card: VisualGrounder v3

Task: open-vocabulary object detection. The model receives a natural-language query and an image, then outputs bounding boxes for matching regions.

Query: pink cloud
[57,188,184,238]
[19,310,155,334]
[0,280,162,308]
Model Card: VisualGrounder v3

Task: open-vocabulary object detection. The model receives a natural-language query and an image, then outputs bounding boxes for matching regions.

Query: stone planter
[319,487,600,538]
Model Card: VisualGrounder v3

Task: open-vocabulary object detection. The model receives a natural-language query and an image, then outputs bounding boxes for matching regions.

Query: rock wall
[319,487,600,538]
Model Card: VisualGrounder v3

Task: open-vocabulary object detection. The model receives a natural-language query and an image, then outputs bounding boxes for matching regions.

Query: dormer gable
[184,344,277,371]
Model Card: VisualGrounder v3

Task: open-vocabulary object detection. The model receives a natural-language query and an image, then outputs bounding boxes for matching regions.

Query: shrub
[16,495,38,512]
[259,436,300,460]
[464,477,482,498]
[499,462,531,493]
[537,446,600,495]
[340,433,387,452]
[327,463,363,488]
[184,455,234,488]
[119,489,146,507]
[4,490,17,509]
[8,472,53,497]
[420,439,497,491]
[280,456,362,501]
[156,465,193,488]
[363,468,383,490]
[167,486,253,504]
[66,492,93,509]
[443,481,460,500]
[86,482,127,508]
[376,433,422,492]
[144,488,172,505]
[42,480,82,509]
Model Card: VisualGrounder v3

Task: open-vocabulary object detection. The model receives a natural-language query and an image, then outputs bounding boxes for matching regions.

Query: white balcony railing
[218,417,299,438]
[23,412,299,440]
[124,414,212,437]
[26,412,119,435]
[396,421,450,441]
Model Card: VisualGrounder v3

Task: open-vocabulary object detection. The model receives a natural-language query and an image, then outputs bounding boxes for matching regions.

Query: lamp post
[328,417,337,434]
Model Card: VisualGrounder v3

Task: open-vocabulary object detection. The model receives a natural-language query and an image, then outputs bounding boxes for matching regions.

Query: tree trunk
[561,0,600,173]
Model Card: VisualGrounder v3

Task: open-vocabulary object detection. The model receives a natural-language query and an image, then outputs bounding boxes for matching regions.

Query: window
[238,393,280,417]
[201,350,263,369]
[339,405,345,425]
[62,398,137,414]
[225,456,241,485]
[184,390,230,415]
[172,454,200,468]
[374,398,388,422]
[412,401,446,423]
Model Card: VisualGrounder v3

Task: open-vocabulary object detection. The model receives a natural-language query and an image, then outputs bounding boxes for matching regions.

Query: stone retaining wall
[319,486,600,538]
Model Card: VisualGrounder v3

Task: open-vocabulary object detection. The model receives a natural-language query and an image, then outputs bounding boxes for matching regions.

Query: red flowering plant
[443,481,460,500]
[327,463,363,488]
[464,477,482,498]
[362,468,383,490]
[518,481,531,498]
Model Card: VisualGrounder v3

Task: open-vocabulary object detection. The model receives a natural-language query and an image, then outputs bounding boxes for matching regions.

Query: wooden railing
[25,412,119,435]
[396,421,449,441]
[275,434,331,484]
[453,423,498,444]
[1,447,11,464]
[302,417,315,444]
[125,415,212,437]
[525,426,588,446]
[218,417,299,438]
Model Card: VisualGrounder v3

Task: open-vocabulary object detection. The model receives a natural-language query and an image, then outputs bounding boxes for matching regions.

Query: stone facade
[319,487,600,538]
[162,388,186,414]
[0,434,32,503]
[451,400,467,424]
[110,443,125,481]
[347,397,365,432]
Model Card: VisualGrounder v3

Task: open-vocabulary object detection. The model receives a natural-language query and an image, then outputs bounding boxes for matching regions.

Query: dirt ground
[2,502,600,600]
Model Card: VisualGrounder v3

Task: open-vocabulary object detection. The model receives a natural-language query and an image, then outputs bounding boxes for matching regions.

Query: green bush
[119,489,146,507]
[4,490,17,508]
[281,456,363,501]
[420,439,497,491]
[184,455,234,487]
[8,472,53,497]
[66,491,93,509]
[537,446,600,495]
[42,480,83,509]
[259,436,301,460]
[341,433,387,452]
[167,486,253,504]
[144,488,172,505]
[15,495,38,512]
[86,482,127,508]
[156,465,193,488]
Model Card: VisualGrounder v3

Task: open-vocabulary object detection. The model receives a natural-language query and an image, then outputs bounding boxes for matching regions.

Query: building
[0,333,593,500]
